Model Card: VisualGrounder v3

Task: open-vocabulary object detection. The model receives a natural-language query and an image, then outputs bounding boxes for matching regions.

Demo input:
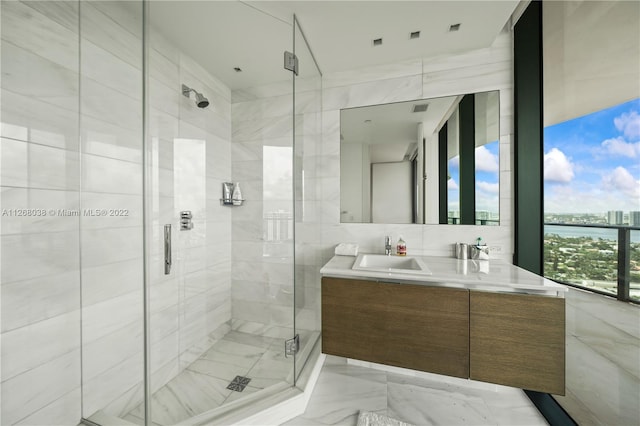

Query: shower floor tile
[125,330,298,425]
[129,370,232,425]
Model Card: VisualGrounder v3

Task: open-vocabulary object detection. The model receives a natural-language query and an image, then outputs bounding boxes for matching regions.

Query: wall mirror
[340,90,500,225]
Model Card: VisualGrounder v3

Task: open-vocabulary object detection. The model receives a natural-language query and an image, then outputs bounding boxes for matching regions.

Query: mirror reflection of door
[371,162,413,223]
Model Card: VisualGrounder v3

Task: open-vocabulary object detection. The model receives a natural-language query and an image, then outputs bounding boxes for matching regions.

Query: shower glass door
[292,16,323,382]
[142,2,296,424]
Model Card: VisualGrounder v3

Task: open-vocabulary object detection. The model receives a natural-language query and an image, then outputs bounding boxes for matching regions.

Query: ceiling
[149,1,521,91]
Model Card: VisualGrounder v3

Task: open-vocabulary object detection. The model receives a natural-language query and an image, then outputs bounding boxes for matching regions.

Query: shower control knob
[180,211,193,230]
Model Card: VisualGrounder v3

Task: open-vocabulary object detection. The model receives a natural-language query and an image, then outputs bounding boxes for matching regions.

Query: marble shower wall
[230,69,324,339]
[145,20,233,406]
[318,29,514,264]
[1,1,232,423]
[230,79,297,337]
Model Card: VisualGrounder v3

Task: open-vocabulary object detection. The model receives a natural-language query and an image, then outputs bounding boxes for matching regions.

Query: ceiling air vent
[373,38,383,46]
[412,103,429,113]
[449,23,461,32]
[410,31,420,39]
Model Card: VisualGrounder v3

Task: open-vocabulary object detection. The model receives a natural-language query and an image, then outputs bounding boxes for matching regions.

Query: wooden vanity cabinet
[322,277,469,378]
[322,277,566,395]
[469,291,565,395]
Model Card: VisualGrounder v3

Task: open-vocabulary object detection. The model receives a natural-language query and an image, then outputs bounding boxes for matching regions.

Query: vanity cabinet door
[385,283,469,378]
[322,277,389,364]
[469,291,565,395]
[321,277,469,378]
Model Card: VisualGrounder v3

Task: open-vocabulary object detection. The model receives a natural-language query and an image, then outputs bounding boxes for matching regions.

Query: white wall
[319,29,514,261]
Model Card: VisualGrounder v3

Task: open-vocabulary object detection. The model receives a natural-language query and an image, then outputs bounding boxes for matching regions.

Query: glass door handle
[164,224,172,275]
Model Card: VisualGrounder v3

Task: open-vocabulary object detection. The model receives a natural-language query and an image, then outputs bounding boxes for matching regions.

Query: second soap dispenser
[396,236,407,256]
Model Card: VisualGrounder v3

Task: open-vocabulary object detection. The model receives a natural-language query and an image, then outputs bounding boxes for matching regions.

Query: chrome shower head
[194,91,209,108]
[181,84,209,109]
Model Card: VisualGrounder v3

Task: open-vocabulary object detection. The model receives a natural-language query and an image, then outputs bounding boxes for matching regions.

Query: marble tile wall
[1,1,233,424]
[554,288,640,425]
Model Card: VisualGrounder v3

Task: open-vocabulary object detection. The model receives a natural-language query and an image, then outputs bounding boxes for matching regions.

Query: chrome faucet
[384,236,392,255]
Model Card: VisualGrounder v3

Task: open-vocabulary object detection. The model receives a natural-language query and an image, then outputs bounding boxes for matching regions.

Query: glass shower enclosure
[0,1,321,425]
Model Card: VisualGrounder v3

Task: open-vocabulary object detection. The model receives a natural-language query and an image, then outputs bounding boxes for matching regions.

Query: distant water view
[544,225,640,243]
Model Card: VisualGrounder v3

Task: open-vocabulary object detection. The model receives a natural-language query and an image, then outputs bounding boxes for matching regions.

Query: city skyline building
[607,210,623,225]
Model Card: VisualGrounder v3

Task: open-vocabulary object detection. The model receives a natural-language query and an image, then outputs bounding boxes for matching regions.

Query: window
[543,1,640,302]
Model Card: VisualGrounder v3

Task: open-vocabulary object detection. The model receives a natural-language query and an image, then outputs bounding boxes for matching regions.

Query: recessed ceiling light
[372,38,383,46]
[449,23,461,32]
[412,104,429,113]
[233,67,242,72]
[410,31,420,39]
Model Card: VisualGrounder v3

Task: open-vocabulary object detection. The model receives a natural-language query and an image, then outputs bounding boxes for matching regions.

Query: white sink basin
[352,253,432,275]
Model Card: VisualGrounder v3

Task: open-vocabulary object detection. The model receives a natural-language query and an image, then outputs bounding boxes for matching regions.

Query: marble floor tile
[199,339,265,369]
[121,413,145,425]
[120,336,546,426]
[287,357,547,426]
[132,370,232,425]
[223,329,281,349]
[187,356,254,384]
[290,363,388,425]
[386,378,495,425]
[245,354,292,390]
[223,384,261,404]
[125,330,293,424]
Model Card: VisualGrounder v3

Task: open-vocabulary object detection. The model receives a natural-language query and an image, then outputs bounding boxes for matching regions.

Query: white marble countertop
[320,254,568,297]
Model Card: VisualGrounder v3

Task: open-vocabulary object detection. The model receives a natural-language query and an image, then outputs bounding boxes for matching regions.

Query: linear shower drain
[226,375,251,392]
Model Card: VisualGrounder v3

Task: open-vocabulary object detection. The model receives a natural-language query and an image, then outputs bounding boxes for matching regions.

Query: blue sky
[544,98,640,214]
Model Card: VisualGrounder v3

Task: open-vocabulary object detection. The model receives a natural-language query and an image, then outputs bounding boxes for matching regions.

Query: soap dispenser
[396,236,407,256]
[231,182,243,205]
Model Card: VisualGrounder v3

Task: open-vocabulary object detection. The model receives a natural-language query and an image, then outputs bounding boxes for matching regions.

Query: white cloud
[601,136,640,158]
[475,146,499,172]
[614,110,640,140]
[544,182,639,214]
[544,148,574,183]
[448,178,458,190]
[602,166,640,200]
[449,156,459,168]
[477,181,499,193]
[476,193,499,213]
